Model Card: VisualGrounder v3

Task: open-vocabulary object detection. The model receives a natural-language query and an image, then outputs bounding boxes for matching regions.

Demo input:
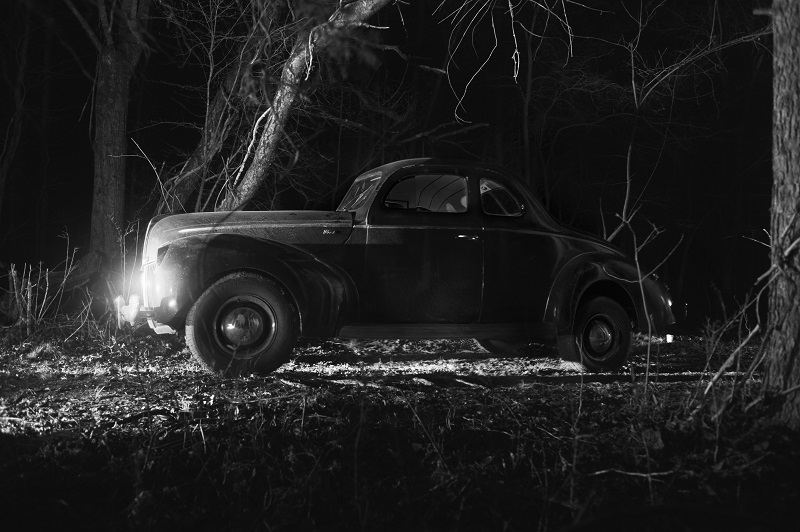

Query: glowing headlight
[141,270,149,295]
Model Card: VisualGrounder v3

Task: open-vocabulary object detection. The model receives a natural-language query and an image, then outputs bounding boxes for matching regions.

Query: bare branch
[397,121,488,144]
[220,0,393,211]
[63,0,103,51]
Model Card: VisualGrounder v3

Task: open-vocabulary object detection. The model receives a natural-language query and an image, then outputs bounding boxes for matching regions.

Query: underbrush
[1,325,798,531]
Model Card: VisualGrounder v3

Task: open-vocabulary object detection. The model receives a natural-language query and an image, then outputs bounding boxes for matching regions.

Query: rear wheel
[186,273,296,377]
[557,296,631,372]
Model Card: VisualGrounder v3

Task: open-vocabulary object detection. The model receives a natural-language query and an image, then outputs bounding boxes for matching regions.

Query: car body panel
[143,234,357,337]
[142,210,354,265]
[128,158,674,347]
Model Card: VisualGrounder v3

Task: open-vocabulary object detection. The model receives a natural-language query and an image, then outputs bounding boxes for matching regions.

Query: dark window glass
[384,174,468,213]
[480,178,522,217]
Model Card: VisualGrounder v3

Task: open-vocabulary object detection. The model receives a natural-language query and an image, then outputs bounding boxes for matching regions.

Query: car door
[361,169,483,324]
[479,171,568,329]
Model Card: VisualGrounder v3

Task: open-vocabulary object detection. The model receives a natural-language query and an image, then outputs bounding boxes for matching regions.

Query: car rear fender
[150,234,356,336]
[545,257,643,336]
[598,260,675,334]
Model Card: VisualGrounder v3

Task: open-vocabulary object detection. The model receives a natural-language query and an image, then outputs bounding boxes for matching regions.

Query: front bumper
[116,258,180,335]
[116,295,176,334]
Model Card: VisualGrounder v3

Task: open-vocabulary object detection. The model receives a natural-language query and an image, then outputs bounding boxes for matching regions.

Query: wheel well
[201,269,302,329]
[193,258,352,338]
[577,281,637,327]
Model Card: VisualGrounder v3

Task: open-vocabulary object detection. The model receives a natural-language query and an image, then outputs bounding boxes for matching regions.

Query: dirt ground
[1,327,798,531]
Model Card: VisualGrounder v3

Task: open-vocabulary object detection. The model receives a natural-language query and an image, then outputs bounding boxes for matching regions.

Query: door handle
[456,234,480,241]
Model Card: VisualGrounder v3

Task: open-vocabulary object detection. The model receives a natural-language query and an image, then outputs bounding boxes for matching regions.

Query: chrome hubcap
[214,296,277,359]
[586,319,614,355]
[221,306,265,347]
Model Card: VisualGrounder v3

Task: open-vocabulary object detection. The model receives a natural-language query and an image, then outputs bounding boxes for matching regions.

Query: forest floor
[1,323,799,531]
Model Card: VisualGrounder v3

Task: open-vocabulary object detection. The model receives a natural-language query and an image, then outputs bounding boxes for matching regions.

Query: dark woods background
[0,0,772,330]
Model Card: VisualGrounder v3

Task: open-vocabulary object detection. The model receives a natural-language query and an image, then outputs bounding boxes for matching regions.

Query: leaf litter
[0,325,798,530]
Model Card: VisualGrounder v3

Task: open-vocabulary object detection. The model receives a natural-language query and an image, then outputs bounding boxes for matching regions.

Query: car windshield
[337,171,382,212]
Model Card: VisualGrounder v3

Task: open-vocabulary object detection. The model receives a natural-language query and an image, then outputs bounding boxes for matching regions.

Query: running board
[336,323,555,340]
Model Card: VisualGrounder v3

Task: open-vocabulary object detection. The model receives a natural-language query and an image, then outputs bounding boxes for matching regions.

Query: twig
[397,122,488,144]
[25,269,33,335]
[589,468,673,478]
[10,266,24,328]
[645,235,684,279]
[703,325,760,396]
[63,0,102,51]
[778,381,800,398]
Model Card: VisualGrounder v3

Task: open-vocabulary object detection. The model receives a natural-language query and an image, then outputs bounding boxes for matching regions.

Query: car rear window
[480,178,522,216]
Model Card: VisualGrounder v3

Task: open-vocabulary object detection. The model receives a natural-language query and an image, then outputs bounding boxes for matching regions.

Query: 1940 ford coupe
[118,158,674,376]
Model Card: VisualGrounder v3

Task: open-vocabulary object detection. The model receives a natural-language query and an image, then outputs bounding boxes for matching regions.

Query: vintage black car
[119,158,674,376]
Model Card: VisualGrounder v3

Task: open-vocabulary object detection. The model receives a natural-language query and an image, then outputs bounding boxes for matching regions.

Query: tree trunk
[219,0,391,211]
[218,35,308,211]
[764,0,800,429]
[157,23,273,215]
[86,0,150,269]
[89,47,130,267]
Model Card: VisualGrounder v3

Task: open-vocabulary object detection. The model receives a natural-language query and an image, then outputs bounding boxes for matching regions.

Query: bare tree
[154,0,279,214]
[154,0,393,214]
[219,0,391,211]
[65,0,151,269]
[602,2,769,243]
[763,0,800,428]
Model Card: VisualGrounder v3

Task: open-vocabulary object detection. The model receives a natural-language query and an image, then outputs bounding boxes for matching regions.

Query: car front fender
[146,234,357,336]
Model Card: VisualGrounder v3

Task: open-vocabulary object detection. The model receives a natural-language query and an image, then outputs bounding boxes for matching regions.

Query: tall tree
[155,0,393,214]
[66,0,151,269]
[764,0,800,428]
[219,0,392,211]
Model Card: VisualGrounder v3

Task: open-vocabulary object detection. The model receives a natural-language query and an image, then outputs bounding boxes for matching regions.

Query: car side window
[480,178,522,217]
[383,174,468,213]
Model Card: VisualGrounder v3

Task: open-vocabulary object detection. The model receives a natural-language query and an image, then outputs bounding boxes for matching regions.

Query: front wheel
[186,273,297,377]
[557,296,631,372]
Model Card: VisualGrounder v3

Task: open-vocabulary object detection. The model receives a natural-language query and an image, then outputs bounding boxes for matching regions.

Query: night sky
[0,0,772,330]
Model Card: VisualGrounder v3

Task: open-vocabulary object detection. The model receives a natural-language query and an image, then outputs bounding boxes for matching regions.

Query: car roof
[366,158,509,176]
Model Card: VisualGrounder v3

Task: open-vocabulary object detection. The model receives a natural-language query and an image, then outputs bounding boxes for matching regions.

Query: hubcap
[214,296,277,359]
[221,306,265,347]
[584,317,616,359]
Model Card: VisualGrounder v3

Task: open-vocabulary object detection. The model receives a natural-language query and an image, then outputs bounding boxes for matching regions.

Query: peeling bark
[219,0,391,212]
[764,0,800,429]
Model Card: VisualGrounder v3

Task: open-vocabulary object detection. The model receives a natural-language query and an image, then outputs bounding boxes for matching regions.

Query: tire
[185,272,297,377]
[476,339,528,355]
[557,296,631,372]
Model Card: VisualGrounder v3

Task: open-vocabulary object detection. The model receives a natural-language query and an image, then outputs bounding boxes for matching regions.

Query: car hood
[142,210,354,264]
